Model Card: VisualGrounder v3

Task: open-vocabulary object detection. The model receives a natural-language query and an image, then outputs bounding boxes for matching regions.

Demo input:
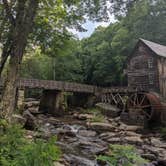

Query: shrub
[0,120,61,166]
[160,127,166,140]
[97,144,147,166]
[83,108,106,122]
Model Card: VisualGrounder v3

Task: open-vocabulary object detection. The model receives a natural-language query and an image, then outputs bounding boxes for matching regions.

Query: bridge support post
[39,90,65,116]
[17,89,25,111]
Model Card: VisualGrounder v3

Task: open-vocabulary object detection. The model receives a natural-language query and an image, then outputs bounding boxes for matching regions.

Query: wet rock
[54,162,65,166]
[157,160,166,166]
[23,110,37,130]
[124,131,142,137]
[63,154,96,166]
[24,100,40,108]
[12,114,26,126]
[79,140,108,155]
[99,132,117,140]
[78,130,97,137]
[77,114,94,120]
[124,136,143,145]
[150,138,166,148]
[88,122,115,132]
[142,154,157,161]
[47,117,60,126]
[107,137,121,144]
[119,123,143,132]
[96,103,121,118]
[56,128,76,137]
[28,107,39,114]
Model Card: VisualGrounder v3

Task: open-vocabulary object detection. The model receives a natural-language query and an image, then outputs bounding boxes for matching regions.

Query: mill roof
[140,38,166,58]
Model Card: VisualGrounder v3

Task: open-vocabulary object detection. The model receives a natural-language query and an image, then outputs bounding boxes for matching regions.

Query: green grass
[83,108,106,123]
[0,119,61,166]
[97,144,147,166]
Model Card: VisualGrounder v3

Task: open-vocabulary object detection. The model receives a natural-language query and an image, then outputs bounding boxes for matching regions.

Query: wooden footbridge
[0,78,165,125]
[16,78,134,94]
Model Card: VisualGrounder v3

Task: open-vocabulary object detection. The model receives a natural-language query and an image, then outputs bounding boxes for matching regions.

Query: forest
[0,0,166,166]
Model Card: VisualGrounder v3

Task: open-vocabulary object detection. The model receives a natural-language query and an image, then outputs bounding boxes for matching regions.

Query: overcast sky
[71,14,116,39]
[69,1,117,39]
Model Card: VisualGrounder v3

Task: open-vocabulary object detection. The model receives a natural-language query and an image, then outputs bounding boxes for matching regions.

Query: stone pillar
[39,90,65,116]
[17,89,25,111]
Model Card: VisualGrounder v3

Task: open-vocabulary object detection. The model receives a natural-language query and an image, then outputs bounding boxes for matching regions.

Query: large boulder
[87,122,115,132]
[12,114,26,126]
[23,110,37,130]
[96,103,121,117]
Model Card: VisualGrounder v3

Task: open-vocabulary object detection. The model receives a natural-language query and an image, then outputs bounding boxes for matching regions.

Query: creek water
[39,117,109,166]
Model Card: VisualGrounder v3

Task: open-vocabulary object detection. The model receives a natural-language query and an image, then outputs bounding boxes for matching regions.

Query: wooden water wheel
[126,92,162,123]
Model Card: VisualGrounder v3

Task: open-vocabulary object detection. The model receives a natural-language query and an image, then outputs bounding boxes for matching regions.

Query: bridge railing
[1,78,137,94]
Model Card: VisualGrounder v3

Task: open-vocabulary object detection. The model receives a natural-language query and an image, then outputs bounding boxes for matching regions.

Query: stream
[23,100,166,166]
[30,113,166,166]
[37,116,108,166]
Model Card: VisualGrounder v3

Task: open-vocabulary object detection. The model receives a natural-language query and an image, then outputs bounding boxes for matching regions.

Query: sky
[70,14,116,39]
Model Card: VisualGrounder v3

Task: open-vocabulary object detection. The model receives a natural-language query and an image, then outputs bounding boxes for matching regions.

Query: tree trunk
[0,0,38,122]
[0,54,20,121]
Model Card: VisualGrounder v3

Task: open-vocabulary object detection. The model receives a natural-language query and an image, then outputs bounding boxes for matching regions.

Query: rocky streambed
[20,100,166,166]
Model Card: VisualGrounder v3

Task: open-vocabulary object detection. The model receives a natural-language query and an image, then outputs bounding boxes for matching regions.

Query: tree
[77,0,166,87]
[0,0,117,121]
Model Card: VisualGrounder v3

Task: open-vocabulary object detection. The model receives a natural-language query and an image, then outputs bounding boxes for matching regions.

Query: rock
[150,138,166,148]
[119,123,143,132]
[107,137,121,143]
[23,110,37,130]
[64,154,95,166]
[125,131,142,137]
[142,145,163,157]
[141,154,157,161]
[158,160,166,166]
[56,128,76,137]
[24,101,40,108]
[12,114,26,126]
[28,107,39,114]
[78,130,96,137]
[47,117,60,126]
[99,132,117,140]
[96,103,121,117]
[54,162,65,166]
[87,122,115,132]
[77,114,94,120]
[124,136,143,145]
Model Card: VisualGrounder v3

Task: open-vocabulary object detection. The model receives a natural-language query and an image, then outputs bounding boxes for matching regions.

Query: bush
[97,144,147,166]
[83,108,106,122]
[160,127,166,140]
[0,120,61,166]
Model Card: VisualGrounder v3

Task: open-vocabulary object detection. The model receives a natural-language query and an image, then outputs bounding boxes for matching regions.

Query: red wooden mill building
[127,38,166,100]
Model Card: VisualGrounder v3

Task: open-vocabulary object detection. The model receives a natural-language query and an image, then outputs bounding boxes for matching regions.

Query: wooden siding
[158,57,166,99]
[127,42,159,91]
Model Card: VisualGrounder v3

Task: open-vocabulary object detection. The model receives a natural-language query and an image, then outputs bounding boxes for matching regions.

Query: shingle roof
[140,38,166,58]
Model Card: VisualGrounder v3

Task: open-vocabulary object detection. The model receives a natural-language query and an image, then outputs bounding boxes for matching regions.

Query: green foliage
[97,144,147,166]
[160,127,166,140]
[71,0,165,87]
[0,121,61,166]
[83,108,105,123]
[90,114,105,123]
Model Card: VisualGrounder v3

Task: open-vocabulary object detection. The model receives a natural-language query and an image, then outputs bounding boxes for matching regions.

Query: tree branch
[2,0,15,25]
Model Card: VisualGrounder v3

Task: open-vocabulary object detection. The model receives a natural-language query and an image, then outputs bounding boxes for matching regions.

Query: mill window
[148,74,154,85]
[148,58,153,68]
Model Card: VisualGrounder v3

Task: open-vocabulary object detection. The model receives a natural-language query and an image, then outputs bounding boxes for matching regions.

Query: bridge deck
[0,78,136,94]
